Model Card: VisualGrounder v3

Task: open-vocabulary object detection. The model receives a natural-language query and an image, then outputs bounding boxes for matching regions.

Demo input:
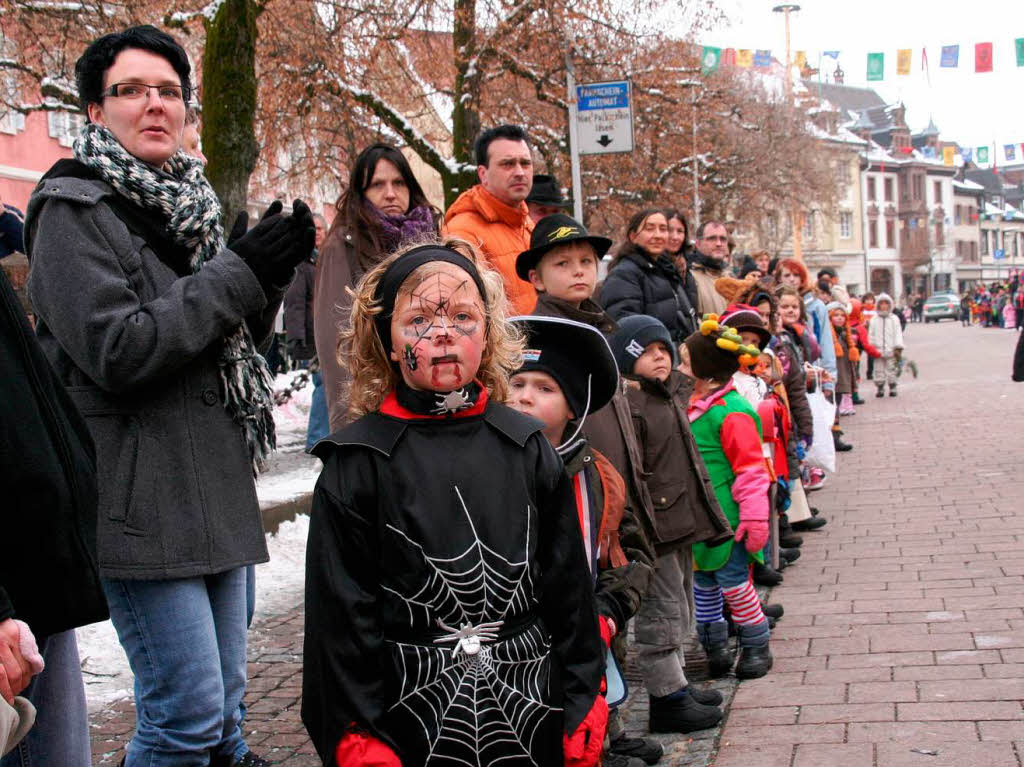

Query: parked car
[923,292,960,322]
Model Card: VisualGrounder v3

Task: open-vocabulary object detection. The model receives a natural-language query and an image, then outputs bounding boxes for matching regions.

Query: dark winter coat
[304,400,603,766]
[1,267,107,636]
[773,330,813,440]
[314,227,388,432]
[1013,329,1024,382]
[24,171,275,580]
[600,247,698,342]
[532,291,657,568]
[628,372,733,550]
[284,255,316,360]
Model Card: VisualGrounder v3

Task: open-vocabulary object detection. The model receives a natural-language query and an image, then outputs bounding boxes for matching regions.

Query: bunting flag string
[941,45,959,68]
[897,48,912,76]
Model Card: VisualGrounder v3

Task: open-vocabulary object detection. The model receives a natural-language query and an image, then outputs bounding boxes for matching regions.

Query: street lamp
[773,3,803,260]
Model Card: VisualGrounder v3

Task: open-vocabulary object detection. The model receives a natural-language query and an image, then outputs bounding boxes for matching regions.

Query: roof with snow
[953,179,986,192]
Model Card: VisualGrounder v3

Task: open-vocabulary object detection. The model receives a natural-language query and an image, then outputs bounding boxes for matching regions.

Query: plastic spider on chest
[433,618,504,657]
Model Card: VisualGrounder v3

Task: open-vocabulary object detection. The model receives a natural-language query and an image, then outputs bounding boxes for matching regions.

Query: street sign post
[575,80,634,156]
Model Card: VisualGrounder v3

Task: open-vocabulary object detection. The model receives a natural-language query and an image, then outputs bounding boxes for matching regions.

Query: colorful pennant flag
[1016,38,1024,67]
[940,45,959,67]
[961,147,973,163]
[701,45,721,74]
[977,146,990,164]
[975,42,993,73]
[736,49,753,68]
[722,48,737,66]
[794,50,807,70]
[867,52,884,81]
[897,49,912,75]
[823,50,840,59]
[1005,144,1017,162]
[943,146,956,166]
[1021,142,1024,157]
[754,49,772,68]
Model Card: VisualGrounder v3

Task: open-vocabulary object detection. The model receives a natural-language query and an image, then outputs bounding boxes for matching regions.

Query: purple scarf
[368,202,436,252]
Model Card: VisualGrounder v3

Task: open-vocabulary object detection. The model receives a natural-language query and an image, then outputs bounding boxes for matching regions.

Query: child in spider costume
[302,241,607,767]
[679,316,775,680]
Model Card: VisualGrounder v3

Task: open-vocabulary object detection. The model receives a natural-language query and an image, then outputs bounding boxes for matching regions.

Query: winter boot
[889,385,898,397]
[779,547,801,564]
[649,688,724,734]
[792,515,827,531]
[833,430,853,452]
[608,734,664,765]
[838,393,856,415]
[876,385,885,398]
[698,621,734,678]
[735,622,773,680]
[603,752,646,767]
[852,391,866,405]
[686,685,724,706]
[761,602,784,621]
[752,562,784,587]
[779,531,803,548]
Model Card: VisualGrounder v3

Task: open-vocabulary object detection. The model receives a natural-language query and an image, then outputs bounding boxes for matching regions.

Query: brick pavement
[713,322,1024,767]
[90,322,1024,766]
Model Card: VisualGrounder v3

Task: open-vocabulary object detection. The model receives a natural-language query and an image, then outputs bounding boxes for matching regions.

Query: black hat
[720,304,771,349]
[526,174,573,208]
[515,213,613,281]
[510,315,619,418]
[608,315,678,375]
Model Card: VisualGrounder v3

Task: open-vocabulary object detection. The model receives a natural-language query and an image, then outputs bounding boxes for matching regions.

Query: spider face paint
[390,262,486,392]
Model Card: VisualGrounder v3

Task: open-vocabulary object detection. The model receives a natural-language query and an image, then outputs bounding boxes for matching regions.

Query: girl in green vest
[679,316,774,680]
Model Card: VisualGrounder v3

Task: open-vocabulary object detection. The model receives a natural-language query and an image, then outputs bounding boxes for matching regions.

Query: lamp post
[773,3,803,261]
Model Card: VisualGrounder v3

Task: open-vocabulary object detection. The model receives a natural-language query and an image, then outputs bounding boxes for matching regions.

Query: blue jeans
[695,543,751,590]
[102,568,250,766]
[0,630,90,767]
[306,370,329,450]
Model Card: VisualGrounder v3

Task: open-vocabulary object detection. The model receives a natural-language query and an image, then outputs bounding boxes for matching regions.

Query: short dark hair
[474,124,530,167]
[818,267,837,279]
[695,220,728,239]
[76,25,192,114]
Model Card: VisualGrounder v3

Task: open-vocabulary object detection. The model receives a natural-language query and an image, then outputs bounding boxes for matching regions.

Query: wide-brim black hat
[515,213,613,282]
[526,174,573,208]
[510,315,619,418]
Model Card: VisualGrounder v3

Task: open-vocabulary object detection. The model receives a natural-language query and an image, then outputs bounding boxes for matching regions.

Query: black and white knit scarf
[74,123,276,474]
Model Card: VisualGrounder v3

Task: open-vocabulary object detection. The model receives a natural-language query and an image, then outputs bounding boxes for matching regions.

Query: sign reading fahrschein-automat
[575,80,634,155]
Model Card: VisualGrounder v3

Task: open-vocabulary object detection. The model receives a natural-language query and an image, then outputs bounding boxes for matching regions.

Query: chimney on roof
[833,63,844,84]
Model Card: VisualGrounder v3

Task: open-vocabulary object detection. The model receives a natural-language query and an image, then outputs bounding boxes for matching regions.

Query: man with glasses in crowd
[690,221,731,315]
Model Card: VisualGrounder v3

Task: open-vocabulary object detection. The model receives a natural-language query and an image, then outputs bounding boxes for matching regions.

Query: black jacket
[284,255,316,359]
[303,400,603,766]
[0,267,107,636]
[600,247,697,342]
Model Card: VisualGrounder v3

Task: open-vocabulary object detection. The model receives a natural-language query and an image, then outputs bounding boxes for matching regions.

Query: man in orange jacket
[444,124,537,314]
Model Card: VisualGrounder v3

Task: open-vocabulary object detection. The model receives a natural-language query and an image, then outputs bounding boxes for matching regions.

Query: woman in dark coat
[600,209,698,342]
[313,143,438,432]
[24,25,313,766]
[664,207,700,313]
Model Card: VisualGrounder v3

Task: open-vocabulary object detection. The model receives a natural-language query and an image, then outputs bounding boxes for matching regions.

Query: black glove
[227,200,283,247]
[231,199,315,291]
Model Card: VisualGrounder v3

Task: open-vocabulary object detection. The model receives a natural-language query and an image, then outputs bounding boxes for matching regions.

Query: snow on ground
[79,380,319,712]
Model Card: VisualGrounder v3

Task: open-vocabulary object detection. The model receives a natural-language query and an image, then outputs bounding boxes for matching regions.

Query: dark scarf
[367,202,436,253]
[691,248,726,274]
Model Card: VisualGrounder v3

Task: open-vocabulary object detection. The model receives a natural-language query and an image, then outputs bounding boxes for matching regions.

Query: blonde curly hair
[339,236,525,418]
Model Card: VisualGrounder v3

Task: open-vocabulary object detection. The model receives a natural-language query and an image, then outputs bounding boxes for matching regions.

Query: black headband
[372,245,490,354]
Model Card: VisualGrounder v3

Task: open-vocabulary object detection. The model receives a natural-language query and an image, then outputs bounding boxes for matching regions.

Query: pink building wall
[0,111,73,212]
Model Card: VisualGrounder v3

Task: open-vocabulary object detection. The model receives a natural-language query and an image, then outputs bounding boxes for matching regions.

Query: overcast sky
[681,0,1024,162]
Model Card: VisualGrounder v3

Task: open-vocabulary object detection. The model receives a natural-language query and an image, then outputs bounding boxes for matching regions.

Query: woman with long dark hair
[664,208,700,323]
[313,143,438,431]
[599,208,698,342]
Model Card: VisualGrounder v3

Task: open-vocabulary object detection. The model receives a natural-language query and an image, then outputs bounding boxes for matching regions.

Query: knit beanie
[608,315,677,375]
[825,301,846,314]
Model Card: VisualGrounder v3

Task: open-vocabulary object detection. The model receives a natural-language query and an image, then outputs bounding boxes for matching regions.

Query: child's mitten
[335,731,402,766]
[563,695,608,767]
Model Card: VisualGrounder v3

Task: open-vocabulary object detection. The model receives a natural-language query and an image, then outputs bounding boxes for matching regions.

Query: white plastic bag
[805,371,837,474]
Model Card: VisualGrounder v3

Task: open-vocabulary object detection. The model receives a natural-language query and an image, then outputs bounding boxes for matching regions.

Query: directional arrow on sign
[597,135,613,147]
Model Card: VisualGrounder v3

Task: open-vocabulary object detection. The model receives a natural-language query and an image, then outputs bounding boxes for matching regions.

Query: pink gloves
[563,694,608,767]
[734,520,769,554]
[13,622,43,676]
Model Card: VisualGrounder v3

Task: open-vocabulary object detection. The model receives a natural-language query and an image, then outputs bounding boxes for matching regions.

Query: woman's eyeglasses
[103,82,190,103]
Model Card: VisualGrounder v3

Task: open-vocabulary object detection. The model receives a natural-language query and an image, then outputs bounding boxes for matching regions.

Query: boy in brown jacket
[609,315,733,735]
